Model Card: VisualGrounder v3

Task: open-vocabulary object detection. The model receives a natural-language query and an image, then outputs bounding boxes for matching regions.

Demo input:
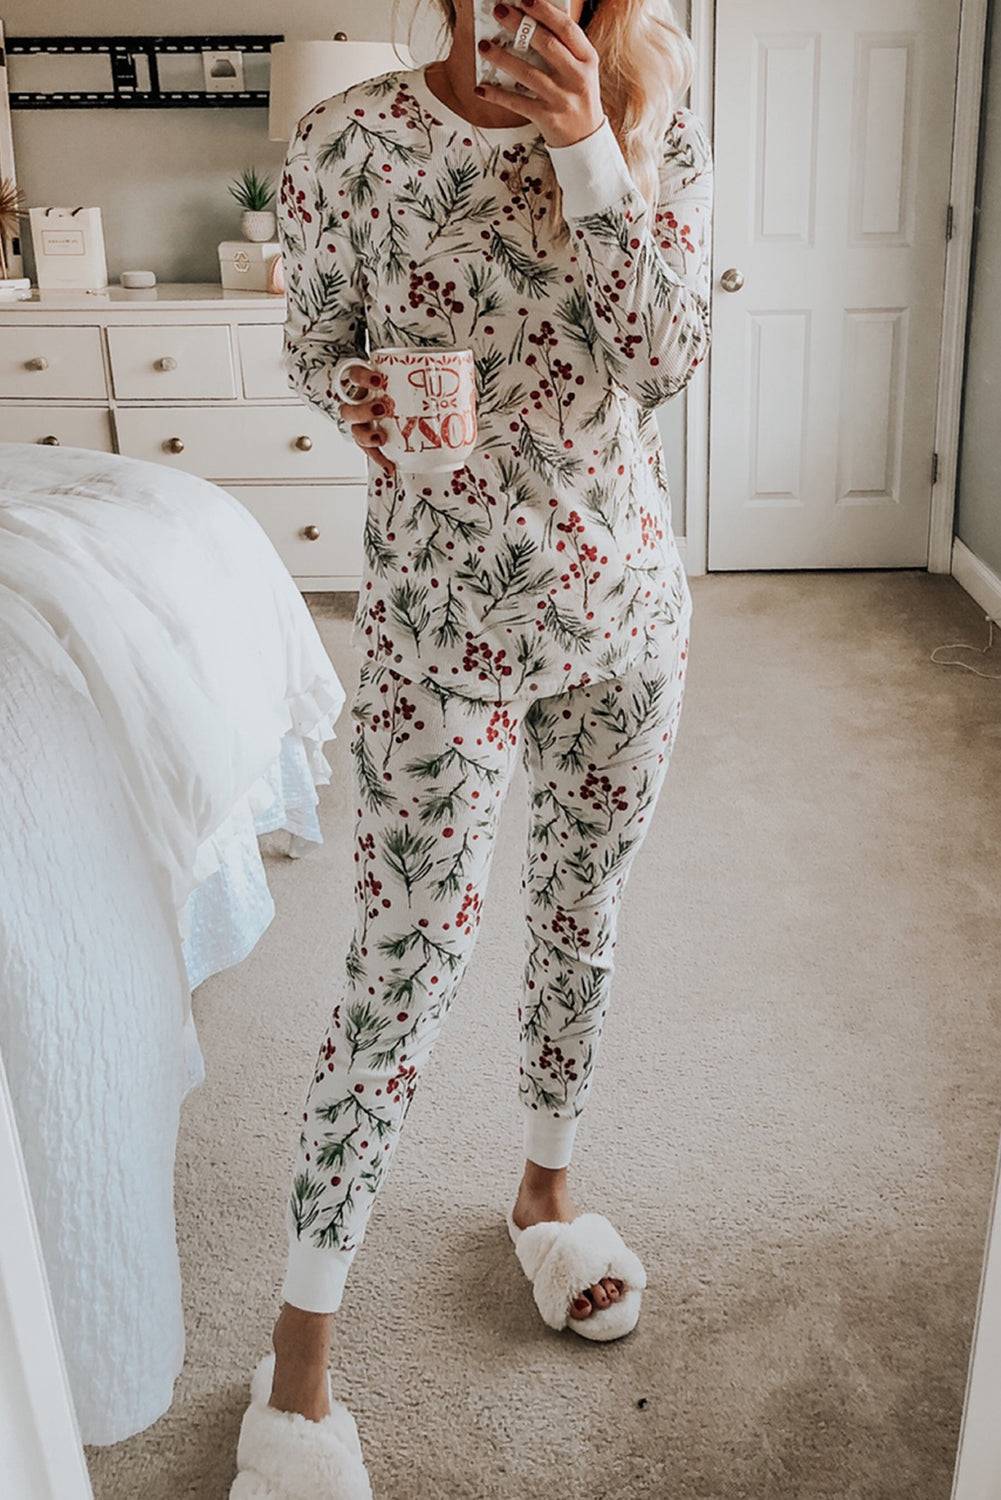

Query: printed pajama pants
[283,616,691,1313]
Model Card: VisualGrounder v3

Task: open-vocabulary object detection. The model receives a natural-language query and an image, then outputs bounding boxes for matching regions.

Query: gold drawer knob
[155,356,178,372]
[294,434,313,452]
[26,356,49,372]
[164,437,185,454]
[38,434,60,446]
[302,525,321,541]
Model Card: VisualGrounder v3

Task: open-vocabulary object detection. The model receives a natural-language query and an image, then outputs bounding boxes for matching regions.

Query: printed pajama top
[279,64,713,702]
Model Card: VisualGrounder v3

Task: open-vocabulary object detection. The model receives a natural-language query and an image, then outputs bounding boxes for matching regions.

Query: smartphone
[473,0,573,92]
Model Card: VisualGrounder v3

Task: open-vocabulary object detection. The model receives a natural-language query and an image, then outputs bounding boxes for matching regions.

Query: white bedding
[0,446,345,1444]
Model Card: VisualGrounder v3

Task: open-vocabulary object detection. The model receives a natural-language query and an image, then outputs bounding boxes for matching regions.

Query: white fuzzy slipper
[229,1354,372,1499]
[507,1209,647,1343]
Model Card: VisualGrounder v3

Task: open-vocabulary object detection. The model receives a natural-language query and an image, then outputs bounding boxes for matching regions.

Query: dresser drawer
[107,324,236,400]
[238,324,290,400]
[0,405,114,451]
[0,327,106,399]
[226,484,365,581]
[115,404,365,480]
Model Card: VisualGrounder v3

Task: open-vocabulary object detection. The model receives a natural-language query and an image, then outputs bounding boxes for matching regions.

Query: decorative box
[218,240,284,293]
[29,207,109,291]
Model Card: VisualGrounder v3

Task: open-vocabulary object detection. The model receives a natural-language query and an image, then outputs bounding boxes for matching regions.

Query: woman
[231,1,711,1493]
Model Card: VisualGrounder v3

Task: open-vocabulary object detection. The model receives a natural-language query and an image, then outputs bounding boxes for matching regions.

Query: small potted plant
[0,177,29,300]
[229,167,276,243]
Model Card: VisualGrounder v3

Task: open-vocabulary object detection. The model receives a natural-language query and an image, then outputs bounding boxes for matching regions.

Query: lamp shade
[268,40,414,141]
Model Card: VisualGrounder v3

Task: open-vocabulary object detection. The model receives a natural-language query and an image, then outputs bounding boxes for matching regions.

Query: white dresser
[0,284,366,590]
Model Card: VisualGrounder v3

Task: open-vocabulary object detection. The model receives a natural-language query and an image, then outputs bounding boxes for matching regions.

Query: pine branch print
[345,934,365,984]
[512,632,549,691]
[381,825,437,902]
[580,480,621,537]
[556,715,594,774]
[345,998,392,1065]
[290,1171,324,1236]
[343,149,381,208]
[572,207,632,253]
[315,1094,395,1139]
[317,119,425,172]
[435,158,494,227]
[465,261,504,334]
[565,832,637,898]
[556,286,601,367]
[525,704,558,761]
[475,348,525,419]
[531,862,564,910]
[431,578,464,649]
[405,744,502,785]
[457,536,557,621]
[363,514,398,576]
[516,420,582,484]
[541,597,597,652]
[377,210,409,281]
[431,828,474,899]
[389,581,431,653]
[351,724,397,816]
[313,1184,357,1250]
[579,384,620,432]
[495,456,535,523]
[488,227,560,298]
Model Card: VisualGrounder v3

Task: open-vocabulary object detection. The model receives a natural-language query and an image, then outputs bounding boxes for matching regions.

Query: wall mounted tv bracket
[5,34,283,109]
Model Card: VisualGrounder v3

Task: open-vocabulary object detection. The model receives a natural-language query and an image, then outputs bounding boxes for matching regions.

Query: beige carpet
[88,573,1001,1500]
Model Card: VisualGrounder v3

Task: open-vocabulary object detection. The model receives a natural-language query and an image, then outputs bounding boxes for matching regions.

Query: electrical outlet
[202,50,245,93]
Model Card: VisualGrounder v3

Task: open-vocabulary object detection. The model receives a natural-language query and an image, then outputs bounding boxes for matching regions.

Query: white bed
[0,445,345,1445]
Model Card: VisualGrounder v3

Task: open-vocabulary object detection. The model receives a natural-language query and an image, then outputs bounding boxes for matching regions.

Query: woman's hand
[476,0,604,149]
[337,364,396,477]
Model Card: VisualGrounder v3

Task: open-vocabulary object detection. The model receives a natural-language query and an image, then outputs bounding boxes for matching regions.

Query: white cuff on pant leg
[282,1236,354,1315]
[524,1110,579,1170]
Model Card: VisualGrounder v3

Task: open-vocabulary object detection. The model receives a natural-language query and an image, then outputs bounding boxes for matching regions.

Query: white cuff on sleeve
[523,1109,579,1170]
[546,116,637,217]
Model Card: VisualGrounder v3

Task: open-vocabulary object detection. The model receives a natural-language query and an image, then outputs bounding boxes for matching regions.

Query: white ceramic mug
[331,346,478,474]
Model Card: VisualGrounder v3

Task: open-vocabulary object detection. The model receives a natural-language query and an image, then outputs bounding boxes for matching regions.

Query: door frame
[684,0,988,577]
[0,1051,93,1499]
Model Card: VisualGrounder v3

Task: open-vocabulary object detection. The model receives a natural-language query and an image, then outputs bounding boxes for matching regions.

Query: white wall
[5,0,688,527]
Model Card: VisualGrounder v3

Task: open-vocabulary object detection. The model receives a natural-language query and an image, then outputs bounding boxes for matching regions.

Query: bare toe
[568,1294,593,1320]
[603,1277,622,1302]
[590,1281,611,1310]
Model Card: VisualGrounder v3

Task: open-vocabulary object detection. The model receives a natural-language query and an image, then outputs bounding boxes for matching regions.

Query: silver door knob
[164,437,185,453]
[302,525,321,541]
[26,356,49,371]
[39,434,60,446]
[155,356,178,372]
[294,434,313,452]
[720,267,745,293]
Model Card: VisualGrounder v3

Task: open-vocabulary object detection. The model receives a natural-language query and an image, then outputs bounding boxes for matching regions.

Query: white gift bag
[29,207,109,291]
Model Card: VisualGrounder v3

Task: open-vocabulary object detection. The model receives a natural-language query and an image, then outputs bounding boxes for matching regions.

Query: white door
[709,0,960,569]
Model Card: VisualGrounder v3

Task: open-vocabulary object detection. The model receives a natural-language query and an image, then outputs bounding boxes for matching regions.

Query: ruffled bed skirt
[181,718,334,995]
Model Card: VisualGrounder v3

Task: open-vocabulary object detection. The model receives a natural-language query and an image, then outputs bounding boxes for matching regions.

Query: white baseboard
[952,537,1001,625]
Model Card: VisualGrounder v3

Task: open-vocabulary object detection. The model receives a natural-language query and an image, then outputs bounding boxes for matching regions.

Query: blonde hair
[403,1,694,227]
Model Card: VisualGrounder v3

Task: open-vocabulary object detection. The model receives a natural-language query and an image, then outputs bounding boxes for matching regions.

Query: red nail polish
[477,37,491,52]
[523,0,535,8]
[474,84,486,96]
[371,402,386,416]
[494,2,509,14]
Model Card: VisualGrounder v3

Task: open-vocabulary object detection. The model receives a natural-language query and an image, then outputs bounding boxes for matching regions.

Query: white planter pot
[241,210,277,244]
